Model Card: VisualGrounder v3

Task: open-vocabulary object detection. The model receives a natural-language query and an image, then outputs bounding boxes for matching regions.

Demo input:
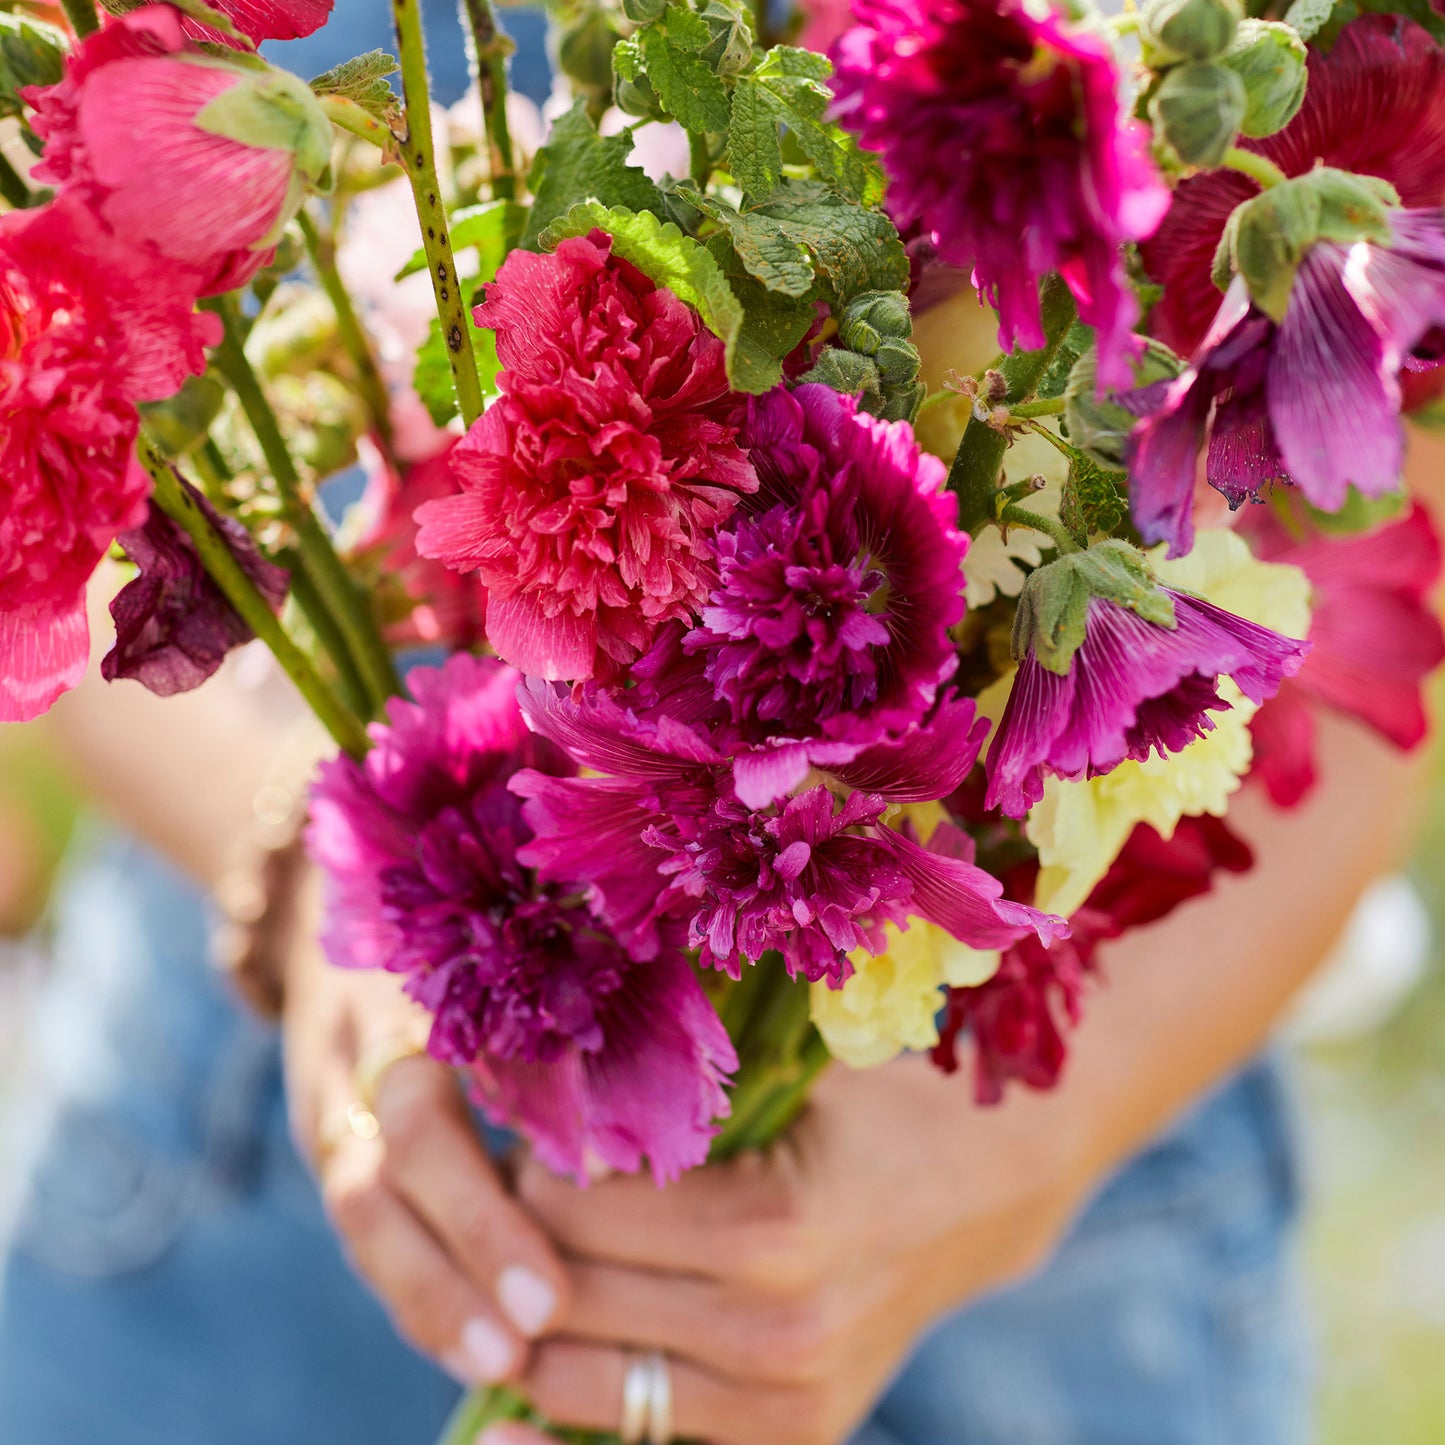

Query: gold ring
[316,1102,383,1163]
[351,1033,428,1114]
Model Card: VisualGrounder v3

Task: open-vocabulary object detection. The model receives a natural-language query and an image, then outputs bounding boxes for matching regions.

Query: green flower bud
[1143,0,1241,63]
[1217,20,1307,138]
[699,0,753,77]
[612,35,667,120]
[876,379,926,424]
[1150,60,1247,167]
[1063,341,1184,468]
[873,336,922,389]
[802,347,882,404]
[556,6,621,104]
[0,12,65,121]
[839,290,914,353]
[622,0,668,22]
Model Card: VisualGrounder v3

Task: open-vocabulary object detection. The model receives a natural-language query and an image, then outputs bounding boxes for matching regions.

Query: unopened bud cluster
[805,290,926,422]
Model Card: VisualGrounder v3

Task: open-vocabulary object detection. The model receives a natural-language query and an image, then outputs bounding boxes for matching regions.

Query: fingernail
[477,1426,533,1445]
[446,1316,516,1385]
[497,1265,557,1337]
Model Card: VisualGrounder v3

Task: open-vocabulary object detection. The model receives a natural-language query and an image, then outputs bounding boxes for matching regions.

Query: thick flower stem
[948,275,1077,531]
[58,0,98,37]
[1220,146,1290,191]
[457,0,517,200]
[296,209,399,468]
[996,503,1079,555]
[138,439,371,759]
[207,298,403,717]
[1008,396,1066,419]
[393,0,487,428]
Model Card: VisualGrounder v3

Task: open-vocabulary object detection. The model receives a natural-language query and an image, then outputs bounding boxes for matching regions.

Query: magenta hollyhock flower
[27,5,332,294]
[674,384,969,806]
[1240,500,1445,806]
[187,0,334,44]
[985,582,1310,818]
[1125,207,1445,555]
[414,231,757,682]
[1143,15,1445,361]
[512,679,1065,986]
[305,655,735,1184]
[102,482,289,697]
[0,197,217,722]
[830,0,1167,384]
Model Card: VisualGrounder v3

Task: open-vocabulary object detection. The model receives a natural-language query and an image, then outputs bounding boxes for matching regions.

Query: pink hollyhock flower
[306,655,736,1185]
[0,198,217,722]
[934,817,1252,1102]
[1143,15,1445,362]
[984,548,1310,818]
[830,0,1167,385]
[27,4,333,294]
[512,678,1065,986]
[1240,500,1445,807]
[186,0,334,44]
[1125,208,1445,555]
[415,231,757,681]
[102,482,289,696]
[349,441,486,649]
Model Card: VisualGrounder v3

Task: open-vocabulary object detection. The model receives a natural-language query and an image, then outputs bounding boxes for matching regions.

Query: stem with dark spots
[137,438,371,758]
[457,0,517,200]
[948,275,1078,532]
[393,0,486,428]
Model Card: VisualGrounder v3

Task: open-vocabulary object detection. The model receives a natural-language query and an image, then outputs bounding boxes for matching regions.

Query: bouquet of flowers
[4,0,1445,1434]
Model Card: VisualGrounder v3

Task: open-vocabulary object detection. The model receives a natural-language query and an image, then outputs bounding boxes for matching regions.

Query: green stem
[58,0,98,36]
[319,94,399,152]
[996,502,1077,555]
[1012,415,1076,460]
[286,561,372,717]
[948,275,1077,531]
[206,298,403,716]
[392,0,487,428]
[689,130,711,189]
[1220,146,1289,191]
[1008,396,1066,419]
[0,152,33,210]
[297,209,399,467]
[457,0,516,199]
[137,438,371,758]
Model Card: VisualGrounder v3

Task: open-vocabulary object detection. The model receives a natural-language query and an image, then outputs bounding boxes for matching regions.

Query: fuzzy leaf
[310,50,400,122]
[395,199,527,281]
[751,182,908,303]
[708,235,819,393]
[521,100,666,250]
[637,6,733,133]
[1036,320,1096,401]
[1060,455,1130,540]
[686,191,815,296]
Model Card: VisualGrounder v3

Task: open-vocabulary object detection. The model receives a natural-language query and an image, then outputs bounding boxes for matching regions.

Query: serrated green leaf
[521,100,666,250]
[686,192,815,296]
[1037,320,1096,401]
[725,76,780,201]
[752,182,908,303]
[395,199,527,281]
[707,234,818,392]
[1061,454,1131,539]
[638,9,733,133]
[1280,0,1334,40]
[310,50,400,123]
[414,287,500,428]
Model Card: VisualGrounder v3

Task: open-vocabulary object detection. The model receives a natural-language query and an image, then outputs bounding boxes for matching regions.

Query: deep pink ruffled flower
[306,655,735,1184]
[672,384,968,806]
[414,231,757,682]
[0,198,217,722]
[513,679,1065,986]
[188,0,334,44]
[102,482,289,696]
[831,0,1167,384]
[1241,500,1445,806]
[27,5,331,294]
[985,581,1310,818]
[1125,210,1445,555]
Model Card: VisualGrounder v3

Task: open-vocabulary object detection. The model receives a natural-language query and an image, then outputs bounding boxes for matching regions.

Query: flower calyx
[1142,0,1241,65]
[1214,165,1400,320]
[1216,20,1307,139]
[1012,540,1176,675]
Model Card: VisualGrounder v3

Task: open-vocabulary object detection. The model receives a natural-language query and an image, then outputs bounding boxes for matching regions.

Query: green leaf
[686,192,815,297]
[414,285,501,428]
[708,235,819,393]
[395,199,527,281]
[751,182,908,303]
[309,50,401,124]
[0,12,65,121]
[1060,454,1131,540]
[1314,0,1445,44]
[727,48,881,205]
[637,6,733,133]
[521,100,666,250]
[1036,320,1096,401]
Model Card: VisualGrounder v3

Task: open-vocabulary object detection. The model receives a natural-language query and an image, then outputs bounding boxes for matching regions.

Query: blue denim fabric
[0,840,1309,1443]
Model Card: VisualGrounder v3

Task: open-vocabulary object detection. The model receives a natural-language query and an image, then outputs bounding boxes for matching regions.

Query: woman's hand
[280,868,571,1390]
[481,1054,1094,1445]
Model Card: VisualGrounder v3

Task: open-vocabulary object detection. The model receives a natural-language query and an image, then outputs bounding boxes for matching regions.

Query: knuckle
[323,1172,387,1238]
[754,1299,838,1381]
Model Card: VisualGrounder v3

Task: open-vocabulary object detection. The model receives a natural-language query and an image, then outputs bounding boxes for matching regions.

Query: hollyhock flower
[1240,500,1445,806]
[349,441,486,649]
[1143,15,1445,360]
[27,4,333,294]
[414,231,756,682]
[0,198,217,723]
[675,385,969,806]
[934,815,1253,1102]
[985,541,1310,818]
[188,0,333,44]
[1125,209,1445,555]
[306,655,735,1184]
[831,0,1167,384]
[102,482,289,696]
[513,679,1065,986]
